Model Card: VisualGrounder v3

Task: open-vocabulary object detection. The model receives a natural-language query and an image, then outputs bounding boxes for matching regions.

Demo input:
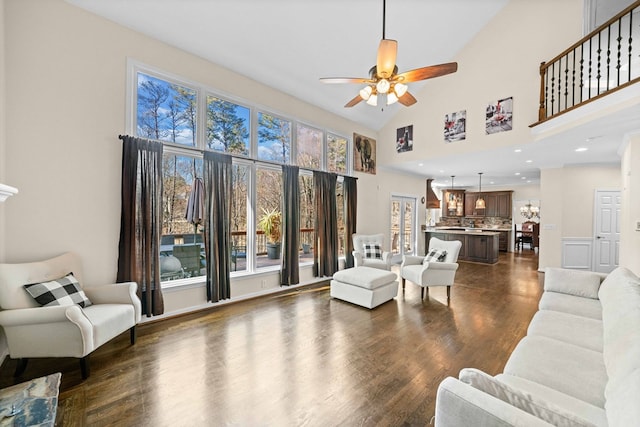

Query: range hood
[426,179,441,209]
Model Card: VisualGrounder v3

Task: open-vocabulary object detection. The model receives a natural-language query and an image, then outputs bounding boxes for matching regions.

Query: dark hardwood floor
[0,251,542,426]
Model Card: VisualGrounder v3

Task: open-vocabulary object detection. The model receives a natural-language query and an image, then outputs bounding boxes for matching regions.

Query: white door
[390,196,417,262]
[593,190,620,273]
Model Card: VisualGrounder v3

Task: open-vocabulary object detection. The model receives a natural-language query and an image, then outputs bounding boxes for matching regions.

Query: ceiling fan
[320,0,458,108]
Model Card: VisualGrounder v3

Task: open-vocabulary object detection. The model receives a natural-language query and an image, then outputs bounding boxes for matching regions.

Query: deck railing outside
[537,1,639,122]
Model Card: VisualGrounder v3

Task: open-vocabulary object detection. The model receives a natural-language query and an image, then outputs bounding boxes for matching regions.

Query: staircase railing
[536,1,639,123]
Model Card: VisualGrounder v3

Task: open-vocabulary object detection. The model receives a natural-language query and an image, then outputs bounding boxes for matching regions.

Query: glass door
[390,196,417,262]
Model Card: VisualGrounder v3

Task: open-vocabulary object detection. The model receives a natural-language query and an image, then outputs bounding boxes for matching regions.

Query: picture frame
[444,110,466,142]
[396,125,413,153]
[486,97,513,134]
[353,133,376,174]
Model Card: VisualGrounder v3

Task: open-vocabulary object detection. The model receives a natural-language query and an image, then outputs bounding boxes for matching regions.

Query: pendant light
[448,176,457,212]
[475,172,486,210]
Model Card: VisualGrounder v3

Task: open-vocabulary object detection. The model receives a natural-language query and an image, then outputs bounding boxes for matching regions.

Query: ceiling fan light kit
[320,0,457,108]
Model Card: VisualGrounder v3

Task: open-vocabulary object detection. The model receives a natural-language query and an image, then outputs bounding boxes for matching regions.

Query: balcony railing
[536,1,639,122]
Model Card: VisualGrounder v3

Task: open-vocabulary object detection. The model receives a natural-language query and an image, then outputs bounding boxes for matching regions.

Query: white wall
[538,165,621,270]
[377,0,583,174]
[0,0,7,263]
[620,133,640,275]
[2,0,378,315]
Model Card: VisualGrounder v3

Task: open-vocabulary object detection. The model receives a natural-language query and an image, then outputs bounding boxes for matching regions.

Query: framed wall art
[353,133,376,174]
[396,125,413,153]
[444,110,466,142]
[486,97,513,134]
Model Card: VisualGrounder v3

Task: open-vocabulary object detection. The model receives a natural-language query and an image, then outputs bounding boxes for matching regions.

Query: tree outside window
[136,73,196,146]
[258,112,291,163]
[297,125,322,169]
[206,96,249,155]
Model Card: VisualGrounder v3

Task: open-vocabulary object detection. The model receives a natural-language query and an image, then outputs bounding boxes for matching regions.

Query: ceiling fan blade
[344,94,364,108]
[398,91,417,106]
[320,77,372,84]
[395,62,458,83]
[376,39,397,79]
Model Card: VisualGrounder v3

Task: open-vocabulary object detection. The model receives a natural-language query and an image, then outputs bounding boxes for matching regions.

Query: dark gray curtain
[280,165,300,286]
[313,171,338,277]
[117,135,164,317]
[343,176,358,269]
[203,151,232,302]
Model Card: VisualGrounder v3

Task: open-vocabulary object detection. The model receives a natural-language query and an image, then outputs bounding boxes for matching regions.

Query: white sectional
[435,266,640,427]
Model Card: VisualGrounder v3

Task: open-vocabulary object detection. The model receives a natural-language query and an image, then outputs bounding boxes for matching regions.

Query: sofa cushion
[495,374,608,427]
[459,368,599,427]
[538,291,602,320]
[605,368,640,427]
[597,267,640,400]
[544,268,604,299]
[503,336,607,408]
[527,310,603,352]
[24,273,92,308]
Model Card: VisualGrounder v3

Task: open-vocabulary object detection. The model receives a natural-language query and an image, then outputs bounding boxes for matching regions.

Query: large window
[258,112,291,163]
[256,167,282,269]
[160,153,204,281]
[137,73,196,146]
[296,124,322,169]
[131,63,350,283]
[327,134,348,174]
[206,95,250,155]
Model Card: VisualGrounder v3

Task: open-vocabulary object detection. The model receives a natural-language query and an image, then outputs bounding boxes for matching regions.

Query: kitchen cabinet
[466,234,498,263]
[426,230,498,264]
[498,231,509,252]
[442,189,465,217]
[464,191,512,218]
[497,192,512,218]
[464,193,480,217]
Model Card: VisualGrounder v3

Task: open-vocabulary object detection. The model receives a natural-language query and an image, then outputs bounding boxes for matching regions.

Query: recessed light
[575,147,588,152]
[514,149,522,153]
[525,160,533,163]
[418,163,424,167]
[490,181,495,184]
[527,180,531,183]
[521,176,526,179]
[439,170,445,173]
[515,172,521,175]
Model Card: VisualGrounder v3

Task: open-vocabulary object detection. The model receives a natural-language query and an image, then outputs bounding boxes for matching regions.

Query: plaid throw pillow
[424,249,448,263]
[24,273,92,308]
[363,243,382,259]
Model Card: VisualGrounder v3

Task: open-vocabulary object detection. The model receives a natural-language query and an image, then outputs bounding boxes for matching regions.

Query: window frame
[126,59,352,287]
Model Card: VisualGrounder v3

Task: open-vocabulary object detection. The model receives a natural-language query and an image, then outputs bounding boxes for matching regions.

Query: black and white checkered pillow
[24,273,92,308]
[424,249,448,263]
[363,243,382,259]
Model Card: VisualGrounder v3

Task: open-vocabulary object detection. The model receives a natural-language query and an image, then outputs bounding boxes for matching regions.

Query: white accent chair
[352,233,392,270]
[400,237,462,300]
[0,252,142,379]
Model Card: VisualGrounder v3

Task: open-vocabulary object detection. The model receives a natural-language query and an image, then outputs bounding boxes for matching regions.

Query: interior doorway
[593,190,621,273]
[390,195,417,263]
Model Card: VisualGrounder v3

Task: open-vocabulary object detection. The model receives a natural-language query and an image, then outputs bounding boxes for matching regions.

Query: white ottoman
[330,266,398,309]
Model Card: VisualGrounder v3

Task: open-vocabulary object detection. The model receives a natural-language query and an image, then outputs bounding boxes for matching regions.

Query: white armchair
[0,252,142,379]
[400,237,462,301]
[352,233,392,270]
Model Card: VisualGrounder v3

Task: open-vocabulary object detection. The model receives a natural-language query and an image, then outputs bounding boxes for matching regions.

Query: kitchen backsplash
[436,217,512,228]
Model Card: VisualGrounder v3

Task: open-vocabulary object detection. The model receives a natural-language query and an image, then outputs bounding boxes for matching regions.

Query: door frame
[592,188,621,273]
[390,193,419,260]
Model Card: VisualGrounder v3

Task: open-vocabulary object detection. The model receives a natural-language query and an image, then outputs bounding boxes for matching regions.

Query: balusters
[537,3,638,122]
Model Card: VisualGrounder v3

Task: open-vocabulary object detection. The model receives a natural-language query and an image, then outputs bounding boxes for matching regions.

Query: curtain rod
[118,134,356,180]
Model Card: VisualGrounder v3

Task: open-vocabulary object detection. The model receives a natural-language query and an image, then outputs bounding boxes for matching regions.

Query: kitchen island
[426,228,499,264]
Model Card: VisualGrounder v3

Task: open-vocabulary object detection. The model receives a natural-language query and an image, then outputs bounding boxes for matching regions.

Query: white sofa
[435,266,640,427]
